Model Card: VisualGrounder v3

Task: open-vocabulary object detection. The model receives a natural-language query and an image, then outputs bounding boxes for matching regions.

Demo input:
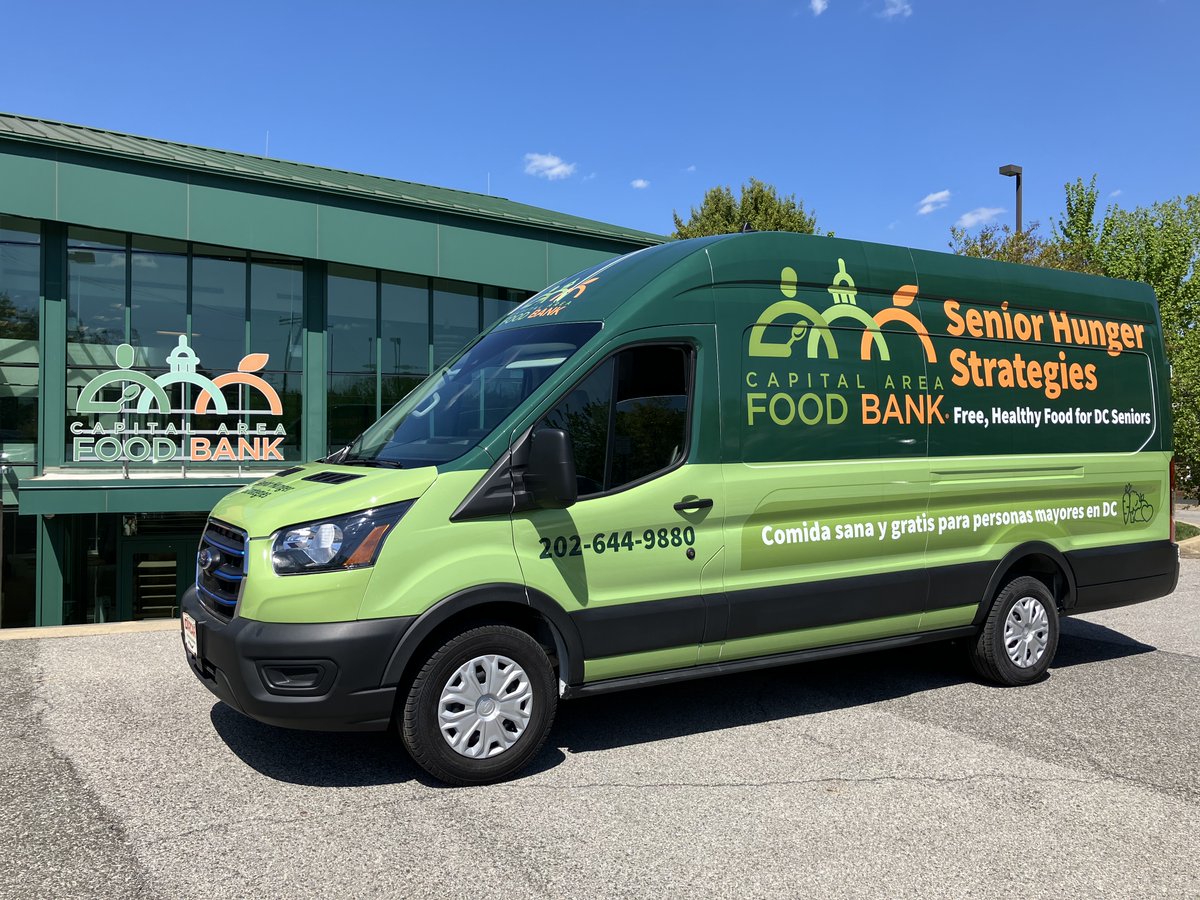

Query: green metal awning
[16,472,257,516]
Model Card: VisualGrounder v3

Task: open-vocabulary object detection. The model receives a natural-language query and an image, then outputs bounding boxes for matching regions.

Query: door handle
[674,498,713,512]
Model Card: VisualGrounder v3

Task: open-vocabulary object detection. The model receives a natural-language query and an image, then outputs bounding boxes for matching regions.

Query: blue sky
[5,1,1196,252]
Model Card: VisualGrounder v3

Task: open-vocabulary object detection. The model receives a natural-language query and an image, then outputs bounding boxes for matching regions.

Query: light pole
[999,164,1023,232]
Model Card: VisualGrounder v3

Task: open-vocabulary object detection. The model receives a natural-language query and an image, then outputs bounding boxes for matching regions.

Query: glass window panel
[350,322,599,468]
[67,237,126,365]
[382,374,423,412]
[132,235,186,254]
[192,248,247,374]
[328,264,377,375]
[482,285,520,329]
[381,272,428,377]
[68,226,124,251]
[248,370,302,461]
[432,278,479,368]
[130,244,187,370]
[1,509,38,628]
[0,364,38,465]
[0,242,41,364]
[542,358,614,496]
[609,346,690,488]
[64,514,119,626]
[251,260,304,374]
[328,373,377,452]
[0,215,39,244]
[541,346,691,496]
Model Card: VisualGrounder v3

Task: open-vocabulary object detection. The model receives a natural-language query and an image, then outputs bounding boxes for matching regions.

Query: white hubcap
[1003,596,1050,668]
[438,654,533,758]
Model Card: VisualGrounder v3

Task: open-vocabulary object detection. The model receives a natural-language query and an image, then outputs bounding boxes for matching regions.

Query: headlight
[271,501,413,575]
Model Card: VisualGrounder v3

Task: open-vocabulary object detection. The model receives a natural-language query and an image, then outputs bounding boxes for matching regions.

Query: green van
[181,232,1179,784]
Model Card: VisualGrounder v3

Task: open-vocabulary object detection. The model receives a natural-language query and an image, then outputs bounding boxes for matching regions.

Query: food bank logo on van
[501,254,626,326]
[744,257,1155,437]
[71,336,287,463]
[746,259,942,429]
[500,249,654,327]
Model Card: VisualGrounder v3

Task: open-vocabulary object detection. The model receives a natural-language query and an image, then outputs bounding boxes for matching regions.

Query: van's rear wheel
[400,625,557,785]
[970,576,1059,686]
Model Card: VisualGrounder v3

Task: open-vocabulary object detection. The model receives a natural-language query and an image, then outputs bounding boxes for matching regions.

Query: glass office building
[0,114,659,628]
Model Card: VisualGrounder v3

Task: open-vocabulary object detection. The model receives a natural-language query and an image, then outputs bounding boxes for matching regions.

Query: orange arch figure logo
[863,285,938,364]
[194,353,283,415]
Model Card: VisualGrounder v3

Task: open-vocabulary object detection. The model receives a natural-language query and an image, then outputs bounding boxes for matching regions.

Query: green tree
[1048,176,1103,274]
[952,178,1200,493]
[672,178,821,239]
[0,291,39,342]
[949,221,1053,266]
[1096,195,1200,492]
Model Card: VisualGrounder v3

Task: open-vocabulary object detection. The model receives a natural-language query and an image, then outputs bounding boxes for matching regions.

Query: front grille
[196,518,248,619]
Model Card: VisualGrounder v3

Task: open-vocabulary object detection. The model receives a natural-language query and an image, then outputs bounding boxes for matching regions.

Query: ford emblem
[198,548,222,573]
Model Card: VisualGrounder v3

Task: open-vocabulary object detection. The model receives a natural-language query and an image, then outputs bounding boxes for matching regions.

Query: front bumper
[180,585,415,732]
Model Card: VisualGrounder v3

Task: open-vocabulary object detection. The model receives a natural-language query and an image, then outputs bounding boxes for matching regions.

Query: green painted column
[35,222,68,626]
[302,260,327,461]
[35,515,65,626]
[38,221,66,470]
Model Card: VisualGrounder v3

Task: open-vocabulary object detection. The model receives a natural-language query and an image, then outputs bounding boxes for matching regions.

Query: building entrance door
[118,538,196,621]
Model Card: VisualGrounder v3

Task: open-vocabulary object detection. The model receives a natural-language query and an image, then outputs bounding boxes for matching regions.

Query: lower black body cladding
[181,586,414,732]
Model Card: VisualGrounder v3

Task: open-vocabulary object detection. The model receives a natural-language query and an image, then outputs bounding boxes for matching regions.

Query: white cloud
[631,178,651,189]
[917,189,951,215]
[685,164,697,173]
[810,0,828,14]
[880,0,912,18]
[523,152,576,180]
[582,172,597,182]
[956,207,1005,228]
[1109,188,1122,198]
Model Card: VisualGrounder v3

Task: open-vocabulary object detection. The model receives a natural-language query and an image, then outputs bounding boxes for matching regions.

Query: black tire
[970,575,1060,686]
[400,624,557,785]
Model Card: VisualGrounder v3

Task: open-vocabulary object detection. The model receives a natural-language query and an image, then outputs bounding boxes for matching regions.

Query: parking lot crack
[0,640,163,900]
[504,772,1108,792]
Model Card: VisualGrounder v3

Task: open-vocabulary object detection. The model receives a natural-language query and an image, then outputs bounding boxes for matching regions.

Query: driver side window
[542,344,691,497]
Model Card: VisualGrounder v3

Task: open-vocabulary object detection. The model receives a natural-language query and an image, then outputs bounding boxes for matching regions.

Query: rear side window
[542,344,691,496]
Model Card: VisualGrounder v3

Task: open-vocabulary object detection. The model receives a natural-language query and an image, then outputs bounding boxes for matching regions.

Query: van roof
[496,232,1158,331]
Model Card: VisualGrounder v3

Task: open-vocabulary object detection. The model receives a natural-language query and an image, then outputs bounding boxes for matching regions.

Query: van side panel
[699,234,1172,669]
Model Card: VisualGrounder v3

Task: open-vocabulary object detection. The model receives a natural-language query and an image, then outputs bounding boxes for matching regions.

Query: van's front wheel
[400,625,558,785]
[970,576,1060,686]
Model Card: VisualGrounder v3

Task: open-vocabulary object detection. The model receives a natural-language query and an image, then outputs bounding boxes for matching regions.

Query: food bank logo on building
[71,336,287,463]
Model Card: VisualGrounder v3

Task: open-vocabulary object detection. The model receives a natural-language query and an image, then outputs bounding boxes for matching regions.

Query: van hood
[211,463,439,538]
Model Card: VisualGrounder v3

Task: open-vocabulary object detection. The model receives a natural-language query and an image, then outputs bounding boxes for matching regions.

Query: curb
[1178,535,1200,559]
[0,619,180,641]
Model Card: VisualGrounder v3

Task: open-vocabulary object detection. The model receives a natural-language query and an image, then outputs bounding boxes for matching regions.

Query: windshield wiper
[335,451,404,469]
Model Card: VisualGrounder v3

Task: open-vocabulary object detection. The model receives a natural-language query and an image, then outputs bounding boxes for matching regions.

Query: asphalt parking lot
[2,564,1198,899]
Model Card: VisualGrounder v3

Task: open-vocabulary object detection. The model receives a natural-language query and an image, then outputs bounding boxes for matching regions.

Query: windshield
[338,321,601,468]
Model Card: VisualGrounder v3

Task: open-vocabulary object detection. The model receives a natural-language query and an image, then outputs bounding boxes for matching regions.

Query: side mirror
[525,427,578,509]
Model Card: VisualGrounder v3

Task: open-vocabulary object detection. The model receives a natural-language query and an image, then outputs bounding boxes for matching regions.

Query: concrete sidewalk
[0,619,179,641]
